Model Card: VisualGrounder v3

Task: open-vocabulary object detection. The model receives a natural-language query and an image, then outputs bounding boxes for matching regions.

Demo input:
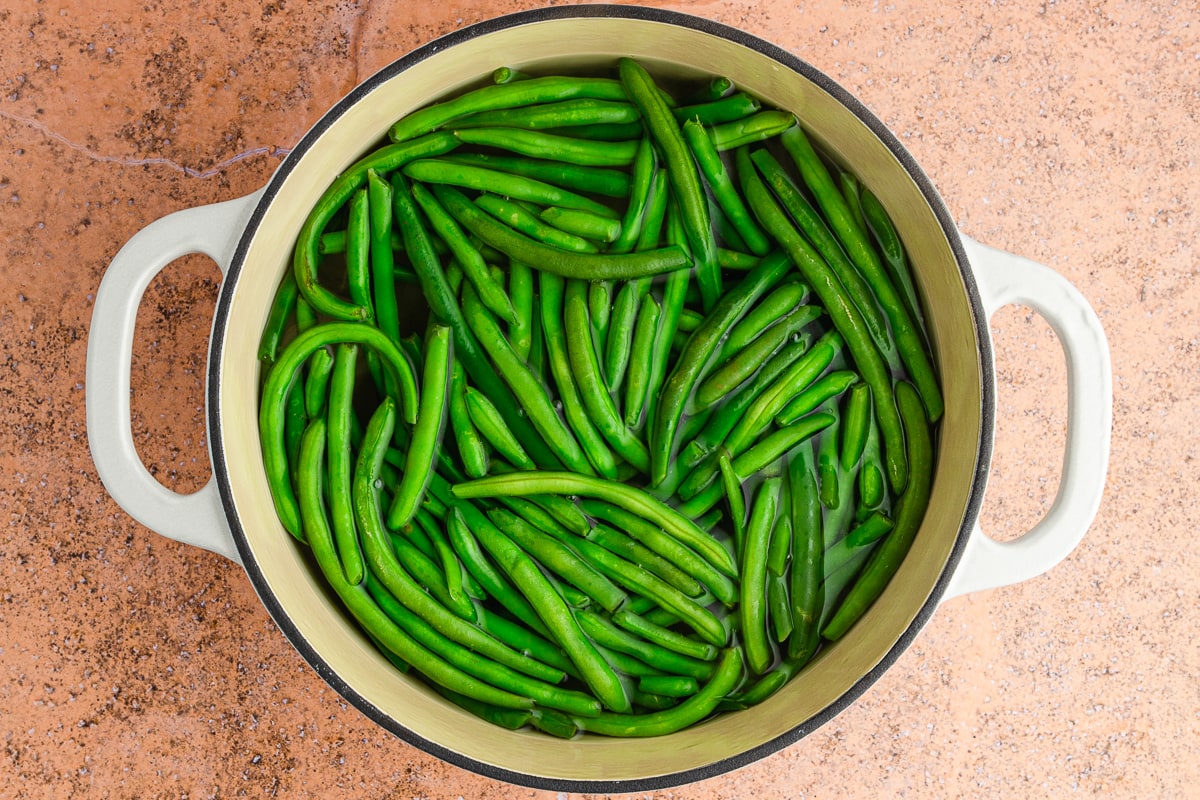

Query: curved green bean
[388,76,629,142]
[452,471,738,580]
[823,381,934,640]
[261,322,419,537]
[386,324,452,530]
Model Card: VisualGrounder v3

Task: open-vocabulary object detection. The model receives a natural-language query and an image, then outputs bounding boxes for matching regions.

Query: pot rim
[207,4,995,791]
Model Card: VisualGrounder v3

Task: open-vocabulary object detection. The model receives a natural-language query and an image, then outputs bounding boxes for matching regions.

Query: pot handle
[941,235,1112,601]
[86,191,263,566]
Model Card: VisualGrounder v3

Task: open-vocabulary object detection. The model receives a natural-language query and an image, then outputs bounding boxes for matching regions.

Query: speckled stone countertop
[2,1,1196,797]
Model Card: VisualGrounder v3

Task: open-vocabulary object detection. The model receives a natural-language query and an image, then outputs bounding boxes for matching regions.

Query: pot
[85,6,1112,791]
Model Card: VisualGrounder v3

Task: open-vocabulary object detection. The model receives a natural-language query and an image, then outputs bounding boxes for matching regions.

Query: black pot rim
[208,4,995,792]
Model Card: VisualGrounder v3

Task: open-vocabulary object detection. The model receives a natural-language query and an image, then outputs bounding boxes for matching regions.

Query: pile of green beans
[258,57,942,738]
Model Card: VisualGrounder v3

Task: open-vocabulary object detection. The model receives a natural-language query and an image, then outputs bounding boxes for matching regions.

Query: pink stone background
[2,0,1196,797]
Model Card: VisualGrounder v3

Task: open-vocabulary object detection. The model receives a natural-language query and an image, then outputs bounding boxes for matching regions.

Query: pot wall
[211,10,987,787]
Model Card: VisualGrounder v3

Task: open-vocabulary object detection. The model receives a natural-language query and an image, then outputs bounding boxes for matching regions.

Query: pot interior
[214,10,985,788]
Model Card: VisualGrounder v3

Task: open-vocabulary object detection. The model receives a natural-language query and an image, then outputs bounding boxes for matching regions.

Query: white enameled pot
[85,6,1111,791]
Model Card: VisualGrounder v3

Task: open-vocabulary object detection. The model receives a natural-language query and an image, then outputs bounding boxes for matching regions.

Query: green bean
[682,117,771,256]
[472,604,575,676]
[748,148,899,373]
[726,654,805,710]
[622,292,660,429]
[488,509,627,613]
[474,194,597,253]
[588,281,613,356]
[490,66,530,84]
[709,110,796,150]
[679,411,835,518]
[410,182,517,323]
[432,184,691,281]
[407,157,619,220]
[386,324,452,530]
[366,169,399,343]
[442,151,631,198]
[388,76,629,142]
[356,399,581,689]
[579,498,737,607]
[718,452,747,554]
[463,387,534,470]
[673,92,761,125]
[768,571,793,644]
[767,493,793,579]
[823,381,934,640]
[506,259,535,361]
[635,168,671,251]
[642,266,691,431]
[261,322,419,537]
[444,506,550,638]
[839,170,868,237]
[453,471,738,580]
[258,272,299,365]
[602,279,642,395]
[460,281,594,475]
[637,675,699,698]
[302,346,334,419]
[743,151,909,492]
[531,708,581,739]
[844,510,895,548]
[817,539,873,630]
[452,98,640,130]
[619,57,721,312]
[741,476,783,674]
[775,370,860,426]
[386,524,473,621]
[724,281,811,354]
[787,442,823,662]
[587,523,703,598]
[610,137,657,254]
[345,187,373,313]
[449,507,632,713]
[840,383,873,470]
[688,75,734,103]
[718,247,762,271]
[858,404,886,510]
[542,206,622,243]
[650,249,794,486]
[391,173,562,470]
[295,418,534,711]
[817,410,842,511]
[680,331,813,470]
[574,648,742,737]
[360,572,612,718]
[452,127,638,168]
[293,132,458,322]
[395,515,436,563]
[535,271,622,480]
[694,307,820,412]
[432,682,533,731]
[575,609,716,682]
[562,278,651,474]
[527,494,592,537]
[281,377,307,523]
[319,228,405,255]
[718,331,843,462]
[570,533,728,647]
[860,185,927,335]
[326,343,364,584]
[781,126,942,423]
[448,361,489,478]
[543,120,646,141]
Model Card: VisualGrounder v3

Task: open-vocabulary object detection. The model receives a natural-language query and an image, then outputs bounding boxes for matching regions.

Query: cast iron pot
[86,6,1112,791]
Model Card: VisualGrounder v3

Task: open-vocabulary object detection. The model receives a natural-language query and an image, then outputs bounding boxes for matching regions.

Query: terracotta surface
[2,0,1196,797]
